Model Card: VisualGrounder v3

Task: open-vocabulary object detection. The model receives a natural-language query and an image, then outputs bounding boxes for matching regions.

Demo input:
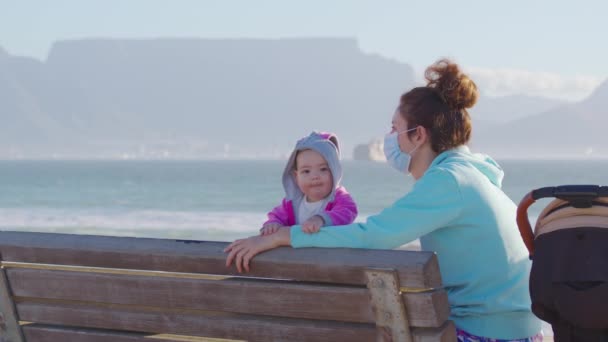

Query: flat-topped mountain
[0,38,605,158]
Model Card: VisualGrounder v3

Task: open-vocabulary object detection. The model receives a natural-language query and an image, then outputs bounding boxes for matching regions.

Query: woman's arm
[224,227,291,273]
[291,168,463,249]
[226,168,463,272]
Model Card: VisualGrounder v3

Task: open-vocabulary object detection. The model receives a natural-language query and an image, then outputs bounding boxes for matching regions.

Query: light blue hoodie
[290,146,542,339]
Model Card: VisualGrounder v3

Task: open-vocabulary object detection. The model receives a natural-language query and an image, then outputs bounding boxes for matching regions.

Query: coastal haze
[2,5,606,337]
[1,38,606,160]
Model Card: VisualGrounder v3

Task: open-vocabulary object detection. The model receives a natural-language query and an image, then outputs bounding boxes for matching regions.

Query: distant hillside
[0,38,415,158]
[471,94,564,124]
[473,79,608,157]
[0,38,605,158]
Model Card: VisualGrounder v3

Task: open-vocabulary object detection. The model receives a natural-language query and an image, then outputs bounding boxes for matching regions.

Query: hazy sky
[2,0,606,100]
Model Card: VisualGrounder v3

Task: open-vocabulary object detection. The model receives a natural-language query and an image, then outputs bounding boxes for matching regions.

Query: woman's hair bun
[424,59,478,110]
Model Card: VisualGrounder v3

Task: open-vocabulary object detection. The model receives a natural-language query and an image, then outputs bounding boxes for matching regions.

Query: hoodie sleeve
[263,198,291,226]
[319,187,358,226]
[291,168,463,249]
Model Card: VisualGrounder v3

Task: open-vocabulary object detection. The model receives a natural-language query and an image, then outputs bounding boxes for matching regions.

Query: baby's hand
[301,216,324,234]
[260,222,283,236]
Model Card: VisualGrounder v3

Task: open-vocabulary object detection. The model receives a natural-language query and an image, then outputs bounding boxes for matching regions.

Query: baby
[260,131,358,235]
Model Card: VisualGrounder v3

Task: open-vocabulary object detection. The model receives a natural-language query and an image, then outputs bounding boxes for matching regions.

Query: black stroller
[517,185,608,341]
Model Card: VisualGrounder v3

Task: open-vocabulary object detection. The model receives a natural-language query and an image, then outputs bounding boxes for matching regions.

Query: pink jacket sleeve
[320,186,358,226]
[263,198,290,226]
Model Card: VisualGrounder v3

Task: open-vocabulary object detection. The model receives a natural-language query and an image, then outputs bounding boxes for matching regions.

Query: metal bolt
[384,312,392,320]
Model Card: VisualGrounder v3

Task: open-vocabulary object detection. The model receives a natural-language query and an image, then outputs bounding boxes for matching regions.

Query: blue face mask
[383,127,419,174]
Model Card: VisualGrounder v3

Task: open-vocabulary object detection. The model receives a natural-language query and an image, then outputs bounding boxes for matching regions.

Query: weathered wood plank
[7,267,447,327]
[18,302,453,342]
[0,268,24,342]
[17,302,377,342]
[366,269,412,342]
[402,289,450,328]
[21,324,154,342]
[411,321,456,342]
[8,268,375,324]
[0,231,441,288]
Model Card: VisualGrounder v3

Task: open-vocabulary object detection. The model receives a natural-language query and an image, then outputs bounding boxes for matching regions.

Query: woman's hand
[224,227,291,273]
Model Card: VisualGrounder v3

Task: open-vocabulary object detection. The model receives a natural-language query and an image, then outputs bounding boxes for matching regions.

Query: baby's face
[293,149,333,202]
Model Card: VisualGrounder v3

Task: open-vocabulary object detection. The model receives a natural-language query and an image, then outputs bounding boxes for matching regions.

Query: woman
[225,59,543,341]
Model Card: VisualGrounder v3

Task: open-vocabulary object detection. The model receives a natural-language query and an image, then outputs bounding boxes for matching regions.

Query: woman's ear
[415,126,429,144]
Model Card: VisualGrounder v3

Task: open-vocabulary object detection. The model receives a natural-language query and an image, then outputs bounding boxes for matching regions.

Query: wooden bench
[0,231,455,341]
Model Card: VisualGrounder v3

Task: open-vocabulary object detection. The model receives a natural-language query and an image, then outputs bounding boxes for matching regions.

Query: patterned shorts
[456,328,544,342]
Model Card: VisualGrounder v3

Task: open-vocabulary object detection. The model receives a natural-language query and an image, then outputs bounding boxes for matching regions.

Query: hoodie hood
[430,145,504,188]
[282,131,342,200]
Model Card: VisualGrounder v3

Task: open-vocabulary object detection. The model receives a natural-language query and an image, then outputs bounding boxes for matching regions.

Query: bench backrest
[0,231,455,342]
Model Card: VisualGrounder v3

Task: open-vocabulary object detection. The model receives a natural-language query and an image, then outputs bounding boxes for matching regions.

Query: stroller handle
[516,185,608,258]
[516,192,536,257]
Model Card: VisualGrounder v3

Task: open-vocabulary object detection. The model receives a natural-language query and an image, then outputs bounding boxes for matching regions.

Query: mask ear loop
[403,126,421,154]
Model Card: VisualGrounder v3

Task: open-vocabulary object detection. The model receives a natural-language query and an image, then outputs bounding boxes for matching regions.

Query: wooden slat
[0,268,25,342]
[366,269,411,341]
[411,321,456,342]
[0,231,441,288]
[8,268,374,324]
[16,302,377,342]
[402,289,450,328]
[18,302,454,342]
[6,267,447,327]
[21,324,154,342]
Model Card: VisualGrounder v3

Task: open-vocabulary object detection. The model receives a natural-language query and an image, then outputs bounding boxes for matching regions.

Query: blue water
[0,159,606,241]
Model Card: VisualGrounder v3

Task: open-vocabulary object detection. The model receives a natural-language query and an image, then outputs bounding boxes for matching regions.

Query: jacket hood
[431,145,504,188]
[282,131,342,200]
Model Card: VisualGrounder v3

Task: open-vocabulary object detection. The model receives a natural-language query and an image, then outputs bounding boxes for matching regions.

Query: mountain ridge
[0,38,605,158]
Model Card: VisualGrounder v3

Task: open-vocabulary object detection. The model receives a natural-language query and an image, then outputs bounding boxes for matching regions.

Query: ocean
[2,158,604,338]
[1,159,606,242]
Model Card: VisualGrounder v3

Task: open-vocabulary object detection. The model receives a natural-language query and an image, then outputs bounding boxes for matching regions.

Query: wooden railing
[0,231,455,342]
